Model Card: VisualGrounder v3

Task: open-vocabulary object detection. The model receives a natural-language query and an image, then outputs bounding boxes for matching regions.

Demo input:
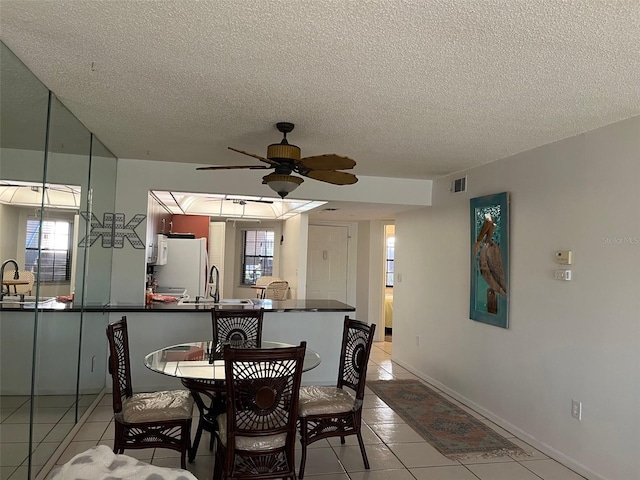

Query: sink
[0,296,57,306]
[178,298,255,306]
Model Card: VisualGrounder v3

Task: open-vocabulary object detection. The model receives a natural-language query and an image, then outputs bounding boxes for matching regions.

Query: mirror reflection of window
[25,218,72,282]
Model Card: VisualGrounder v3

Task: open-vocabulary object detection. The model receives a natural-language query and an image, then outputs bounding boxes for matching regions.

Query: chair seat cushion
[216,413,287,450]
[122,390,193,423]
[298,385,356,416]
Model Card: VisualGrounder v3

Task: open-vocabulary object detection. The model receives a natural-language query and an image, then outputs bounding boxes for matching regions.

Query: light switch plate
[555,250,572,265]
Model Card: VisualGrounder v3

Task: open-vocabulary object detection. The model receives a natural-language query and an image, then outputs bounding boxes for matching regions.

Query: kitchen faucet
[208,265,220,303]
[1,259,20,301]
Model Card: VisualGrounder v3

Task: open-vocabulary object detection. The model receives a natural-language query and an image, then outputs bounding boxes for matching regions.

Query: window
[25,218,72,282]
[241,229,275,285]
[386,235,395,287]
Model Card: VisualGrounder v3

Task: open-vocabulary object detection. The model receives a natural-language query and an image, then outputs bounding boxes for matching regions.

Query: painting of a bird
[474,214,507,313]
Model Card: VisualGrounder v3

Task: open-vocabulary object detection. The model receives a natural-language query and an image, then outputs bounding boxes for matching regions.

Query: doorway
[384,224,395,341]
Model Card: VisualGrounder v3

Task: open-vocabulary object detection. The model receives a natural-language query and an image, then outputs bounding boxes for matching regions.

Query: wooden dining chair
[183,307,265,461]
[106,316,193,468]
[213,342,306,480]
[297,316,376,478]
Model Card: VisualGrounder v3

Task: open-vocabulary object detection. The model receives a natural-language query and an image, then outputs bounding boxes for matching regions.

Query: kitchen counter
[0,298,354,313]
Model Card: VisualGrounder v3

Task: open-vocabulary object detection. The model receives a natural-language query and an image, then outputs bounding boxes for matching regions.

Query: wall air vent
[451,176,467,193]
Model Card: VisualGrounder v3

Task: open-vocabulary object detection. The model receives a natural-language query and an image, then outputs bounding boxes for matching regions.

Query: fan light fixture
[262,173,303,198]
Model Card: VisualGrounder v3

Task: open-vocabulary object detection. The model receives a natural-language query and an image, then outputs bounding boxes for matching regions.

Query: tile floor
[5,341,587,480]
[0,394,97,480]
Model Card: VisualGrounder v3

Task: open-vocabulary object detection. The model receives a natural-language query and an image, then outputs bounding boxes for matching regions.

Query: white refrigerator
[154,237,208,298]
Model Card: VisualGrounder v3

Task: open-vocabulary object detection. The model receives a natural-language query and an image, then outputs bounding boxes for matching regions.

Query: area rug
[367,379,527,460]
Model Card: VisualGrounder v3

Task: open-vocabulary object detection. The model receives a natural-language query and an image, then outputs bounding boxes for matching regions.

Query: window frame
[25,216,73,283]
[240,228,276,286]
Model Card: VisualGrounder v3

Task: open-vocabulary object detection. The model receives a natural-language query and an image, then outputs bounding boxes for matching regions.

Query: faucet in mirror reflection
[1,259,20,300]
[208,265,220,303]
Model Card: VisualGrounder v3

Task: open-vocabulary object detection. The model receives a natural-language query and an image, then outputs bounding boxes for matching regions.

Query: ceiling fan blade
[196,165,270,171]
[299,154,356,171]
[228,147,280,167]
[303,170,358,185]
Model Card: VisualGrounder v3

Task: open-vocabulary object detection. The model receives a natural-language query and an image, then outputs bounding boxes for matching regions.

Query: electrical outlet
[415,335,420,346]
[571,400,582,420]
[554,269,572,281]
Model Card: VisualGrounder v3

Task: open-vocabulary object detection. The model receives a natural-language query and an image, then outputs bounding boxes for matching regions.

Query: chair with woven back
[264,280,289,300]
[254,275,281,298]
[181,307,265,462]
[212,341,306,480]
[297,316,376,478]
[106,316,193,469]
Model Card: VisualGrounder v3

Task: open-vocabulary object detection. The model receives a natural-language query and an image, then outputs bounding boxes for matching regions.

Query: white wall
[393,116,640,480]
[281,213,309,299]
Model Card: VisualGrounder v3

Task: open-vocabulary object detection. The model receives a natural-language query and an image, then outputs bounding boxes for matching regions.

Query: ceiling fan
[196,122,358,198]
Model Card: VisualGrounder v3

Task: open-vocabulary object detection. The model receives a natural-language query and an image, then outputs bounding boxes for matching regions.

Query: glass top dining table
[144,340,321,381]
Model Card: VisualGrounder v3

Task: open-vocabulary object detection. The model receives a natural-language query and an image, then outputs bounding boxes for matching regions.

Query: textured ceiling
[1,0,639,183]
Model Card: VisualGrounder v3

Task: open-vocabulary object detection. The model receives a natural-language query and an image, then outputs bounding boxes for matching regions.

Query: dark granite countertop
[0,298,354,313]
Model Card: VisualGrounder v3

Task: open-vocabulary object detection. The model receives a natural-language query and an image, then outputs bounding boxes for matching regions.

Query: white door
[306,225,348,302]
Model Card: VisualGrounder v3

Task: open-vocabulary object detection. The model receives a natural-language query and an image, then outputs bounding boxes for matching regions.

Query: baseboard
[389,358,608,480]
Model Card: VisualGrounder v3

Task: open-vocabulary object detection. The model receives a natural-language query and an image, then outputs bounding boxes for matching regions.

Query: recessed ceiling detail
[150,191,326,220]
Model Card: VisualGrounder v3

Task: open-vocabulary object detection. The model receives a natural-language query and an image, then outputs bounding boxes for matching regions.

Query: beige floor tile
[519,458,587,479]
[0,397,29,410]
[6,466,29,480]
[298,446,345,476]
[73,421,109,441]
[77,394,99,407]
[98,394,112,407]
[391,373,419,380]
[42,423,74,443]
[1,466,18,480]
[0,443,29,467]
[1,410,14,422]
[363,394,388,409]
[368,423,423,443]
[303,475,350,480]
[29,442,59,466]
[387,442,458,468]
[362,408,405,425]
[410,465,480,480]
[99,421,115,441]
[185,453,215,479]
[151,456,182,468]
[3,407,68,425]
[0,423,55,443]
[348,469,415,480]
[32,395,76,408]
[326,424,382,447]
[467,461,543,480]
[83,406,113,423]
[332,444,404,472]
[367,371,394,381]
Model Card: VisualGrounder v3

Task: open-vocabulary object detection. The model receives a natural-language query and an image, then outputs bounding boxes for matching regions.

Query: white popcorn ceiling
[1,0,639,180]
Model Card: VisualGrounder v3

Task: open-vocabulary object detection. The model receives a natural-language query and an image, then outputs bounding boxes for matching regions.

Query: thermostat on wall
[555,250,572,265]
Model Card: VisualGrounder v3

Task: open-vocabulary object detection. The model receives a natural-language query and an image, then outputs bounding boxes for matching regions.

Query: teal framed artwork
[470,192,509,328]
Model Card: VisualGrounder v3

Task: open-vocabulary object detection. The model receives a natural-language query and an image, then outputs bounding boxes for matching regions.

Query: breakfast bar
[0,298,355,395]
